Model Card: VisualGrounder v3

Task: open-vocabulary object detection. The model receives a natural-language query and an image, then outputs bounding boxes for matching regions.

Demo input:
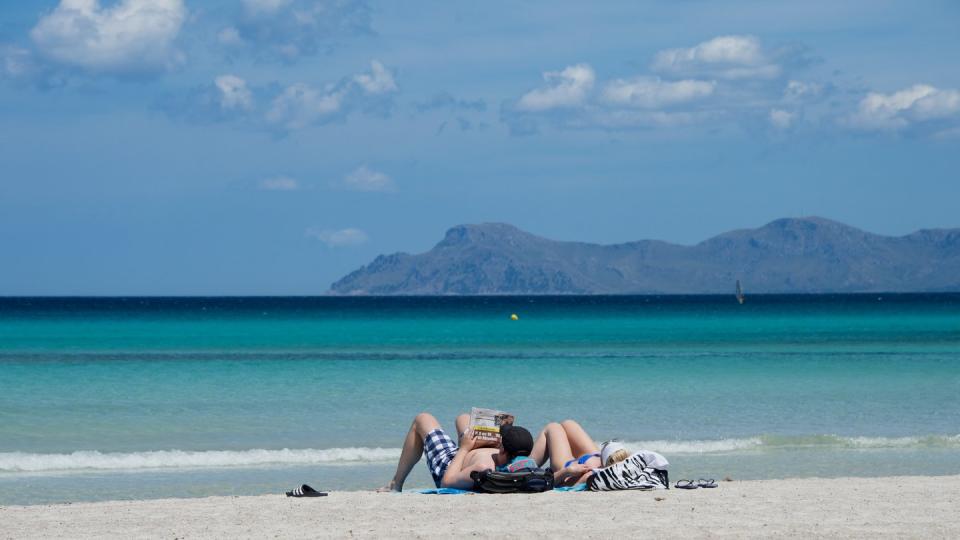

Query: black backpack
[470,468,554,494]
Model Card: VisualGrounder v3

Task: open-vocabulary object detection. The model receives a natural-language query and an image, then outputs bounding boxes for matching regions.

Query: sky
[1,0,959,295]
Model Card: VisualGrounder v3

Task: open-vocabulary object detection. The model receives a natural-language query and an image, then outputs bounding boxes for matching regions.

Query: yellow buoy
[510,313,519,321]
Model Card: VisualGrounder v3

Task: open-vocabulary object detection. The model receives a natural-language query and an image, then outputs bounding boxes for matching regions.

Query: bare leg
[377,412,441,492]
[542,422,575,469]
[533,423,598,486]
[560,419,601,467]
[530,426,549,466]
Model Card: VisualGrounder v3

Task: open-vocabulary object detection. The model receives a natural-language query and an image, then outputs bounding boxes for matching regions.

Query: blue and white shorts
[423,428,458,487]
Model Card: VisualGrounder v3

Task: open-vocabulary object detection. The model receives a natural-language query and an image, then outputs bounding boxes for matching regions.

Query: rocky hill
[329,218,960,294]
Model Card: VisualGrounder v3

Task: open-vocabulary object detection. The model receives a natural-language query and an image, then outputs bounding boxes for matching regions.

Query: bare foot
[375,480,401,493]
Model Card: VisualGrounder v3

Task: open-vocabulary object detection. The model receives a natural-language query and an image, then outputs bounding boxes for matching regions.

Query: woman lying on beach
[530,420,631,487]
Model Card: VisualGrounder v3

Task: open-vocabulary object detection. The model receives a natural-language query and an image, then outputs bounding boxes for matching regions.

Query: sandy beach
[2,475,958,539]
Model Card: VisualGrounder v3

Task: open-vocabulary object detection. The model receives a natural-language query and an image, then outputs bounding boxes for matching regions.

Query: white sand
[2,475,958,539]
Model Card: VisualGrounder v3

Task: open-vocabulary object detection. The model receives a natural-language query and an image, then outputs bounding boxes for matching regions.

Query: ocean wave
[768,434,960,449]
[621,438,764,454]
[0,447,401,473]
[623,434,960,454]
[3,434,958,474]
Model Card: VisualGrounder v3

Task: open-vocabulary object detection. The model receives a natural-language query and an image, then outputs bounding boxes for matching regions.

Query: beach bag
[587,451,669,491]
[471,468,554,493]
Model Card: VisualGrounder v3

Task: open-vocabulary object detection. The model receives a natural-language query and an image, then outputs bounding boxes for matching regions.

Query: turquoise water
[1,295,958,504]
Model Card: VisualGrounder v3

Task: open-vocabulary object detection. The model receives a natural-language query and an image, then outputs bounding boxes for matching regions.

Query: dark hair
[500,425,534,457]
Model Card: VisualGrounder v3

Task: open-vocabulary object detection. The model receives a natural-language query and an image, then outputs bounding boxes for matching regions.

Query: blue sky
[2,0,959,294]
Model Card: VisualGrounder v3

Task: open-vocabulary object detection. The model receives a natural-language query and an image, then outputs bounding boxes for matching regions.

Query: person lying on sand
[377,412,536,492]
[530,420,631,486]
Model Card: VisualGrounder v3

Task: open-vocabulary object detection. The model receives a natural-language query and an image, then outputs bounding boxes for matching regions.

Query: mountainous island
[329,217,960,295]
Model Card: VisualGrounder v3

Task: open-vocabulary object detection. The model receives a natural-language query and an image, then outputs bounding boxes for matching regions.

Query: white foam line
[843,434,960,448]
[4,434,958,474]
[621,438,764,454]
[622,434,960,453]
[0,447,401,473]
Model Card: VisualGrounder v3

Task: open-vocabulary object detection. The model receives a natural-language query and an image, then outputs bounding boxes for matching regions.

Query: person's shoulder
[466,452,497,469]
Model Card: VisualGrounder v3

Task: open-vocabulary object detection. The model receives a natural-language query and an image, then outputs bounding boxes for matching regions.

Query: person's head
[495,424,534,466]
[600,440,630,467]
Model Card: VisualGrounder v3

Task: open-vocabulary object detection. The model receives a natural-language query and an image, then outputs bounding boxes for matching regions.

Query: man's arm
[440,430,489,490]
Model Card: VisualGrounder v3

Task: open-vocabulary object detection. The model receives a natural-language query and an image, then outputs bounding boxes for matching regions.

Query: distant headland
[329,217,960,295]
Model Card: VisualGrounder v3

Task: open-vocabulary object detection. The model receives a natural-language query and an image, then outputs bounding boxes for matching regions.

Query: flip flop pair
[674,479,717,489]
[286,484,328,497]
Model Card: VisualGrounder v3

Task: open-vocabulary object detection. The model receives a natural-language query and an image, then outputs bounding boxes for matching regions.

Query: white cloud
[242,0,293,15]
[784,80,822,101]
[588,109,715,129]
[517,64,595,111]
[306,227,369,247]
[258,176,299,190]
[2,46,34,78]
[602,77,715,108]
[266,82,346,130]
[217,26,244,47]
[932,127,960,140]
[343,165,394,192]
[264,61,396,131]
[846,84,960,131]
[226,0,371,62]
[769,108,795,129]
[353,60,396,95]
[215,75,253,111]
[30,0,186,75]
[652,35,780,80]
[507,65,724,132]
[909,88,960,120]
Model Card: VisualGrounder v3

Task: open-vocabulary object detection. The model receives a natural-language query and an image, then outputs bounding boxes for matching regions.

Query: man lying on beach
[377,412,536,492]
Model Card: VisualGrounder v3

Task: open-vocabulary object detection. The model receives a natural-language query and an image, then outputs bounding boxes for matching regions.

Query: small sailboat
[735,279,745,305]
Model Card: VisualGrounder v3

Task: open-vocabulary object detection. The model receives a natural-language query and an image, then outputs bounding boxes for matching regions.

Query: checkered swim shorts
[423,428,458,487]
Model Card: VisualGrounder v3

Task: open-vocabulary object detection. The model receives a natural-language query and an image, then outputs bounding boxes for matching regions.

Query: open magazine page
[469,407,515,448]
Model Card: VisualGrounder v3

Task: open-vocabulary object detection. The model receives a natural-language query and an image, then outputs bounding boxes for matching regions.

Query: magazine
[468,407,516,447]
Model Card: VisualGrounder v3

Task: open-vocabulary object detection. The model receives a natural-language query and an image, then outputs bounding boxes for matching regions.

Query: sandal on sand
[286,484,328,497]
[697,479,717,488]
[674,479,698,489]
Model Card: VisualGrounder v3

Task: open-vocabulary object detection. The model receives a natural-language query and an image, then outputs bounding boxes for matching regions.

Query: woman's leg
[541,422,575,469]
[377,412,441,492]
[530,426,549,466]
[541,422,599,486]
[560,419,600,458]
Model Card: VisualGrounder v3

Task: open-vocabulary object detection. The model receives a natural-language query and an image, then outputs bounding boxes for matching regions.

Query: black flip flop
[697,478,717,488]
[286,484,328,497]
[674,479,698,489]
